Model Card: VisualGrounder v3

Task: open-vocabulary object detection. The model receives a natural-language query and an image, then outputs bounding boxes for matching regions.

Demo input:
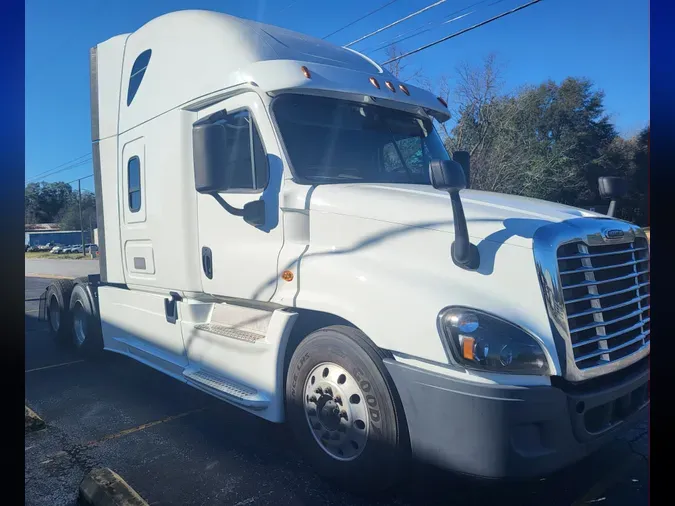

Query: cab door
[194,92,284,301]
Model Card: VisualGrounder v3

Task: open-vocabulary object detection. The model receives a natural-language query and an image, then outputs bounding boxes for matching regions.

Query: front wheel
[285,325,408,493]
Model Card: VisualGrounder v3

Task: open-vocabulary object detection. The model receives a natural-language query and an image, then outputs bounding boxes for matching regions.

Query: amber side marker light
[399,84,410,96]
[369,77,380,89]
[301,66,311,79]
[385,81,396,93]
[437,96,448,108]
[282,270,294,282]
[461,336,475,360]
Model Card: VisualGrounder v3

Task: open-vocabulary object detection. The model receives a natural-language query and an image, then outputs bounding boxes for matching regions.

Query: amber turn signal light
[462,336,475,360]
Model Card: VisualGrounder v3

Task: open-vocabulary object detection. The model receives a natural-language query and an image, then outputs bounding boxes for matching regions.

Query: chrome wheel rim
[73,302,86,347]
[49,296,60,332]
[303,362,369,461]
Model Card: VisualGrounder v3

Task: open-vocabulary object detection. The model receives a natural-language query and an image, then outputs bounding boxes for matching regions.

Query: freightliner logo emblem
[603,229,625,240]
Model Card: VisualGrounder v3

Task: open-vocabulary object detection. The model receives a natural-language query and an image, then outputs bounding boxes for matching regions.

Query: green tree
[442,56,646,223]
[24,182,74,223]
[599,125,649,225]
[57,190,97,233]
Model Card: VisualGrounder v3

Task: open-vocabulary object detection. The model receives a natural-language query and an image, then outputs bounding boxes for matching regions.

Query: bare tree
[448,53,507,156]
[382,44,425,83]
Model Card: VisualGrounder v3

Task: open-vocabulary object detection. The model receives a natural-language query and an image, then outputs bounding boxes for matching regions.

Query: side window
[215,110,268,191]
[127,49,152,106]
[383,137,425,174]
[128,156,141,212]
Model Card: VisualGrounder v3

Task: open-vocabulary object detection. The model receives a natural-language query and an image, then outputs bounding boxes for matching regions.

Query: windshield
[272,94,450,184]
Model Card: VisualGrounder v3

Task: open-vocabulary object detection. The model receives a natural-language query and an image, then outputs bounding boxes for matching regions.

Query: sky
[25,0,649,192]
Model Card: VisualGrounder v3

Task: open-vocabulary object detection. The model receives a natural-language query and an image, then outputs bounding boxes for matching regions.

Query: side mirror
[429,159,467,192]
[193,122,231,193]
[598,176,628,218]
[429,159,479,270]
[452,151,471,189]
[193,120,266,228]
[598,176,628,200]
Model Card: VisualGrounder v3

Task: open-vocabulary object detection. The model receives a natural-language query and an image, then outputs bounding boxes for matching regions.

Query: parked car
[50,246,63,254]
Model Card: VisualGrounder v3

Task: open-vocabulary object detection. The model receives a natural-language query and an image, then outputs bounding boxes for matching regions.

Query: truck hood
[308,183,607,249]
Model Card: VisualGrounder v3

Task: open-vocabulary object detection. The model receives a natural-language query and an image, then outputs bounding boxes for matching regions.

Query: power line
[365,10,474,54]
[66,174,94,185]
[381,0,544,64]
[27,152,92,181]
[345,0,449,48]
[322,0,401,40]
[277,0,301,13]
[364,0,501,54]
[26,157,92,183]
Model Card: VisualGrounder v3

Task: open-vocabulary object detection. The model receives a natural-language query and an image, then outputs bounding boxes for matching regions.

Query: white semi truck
[41,10,649,492]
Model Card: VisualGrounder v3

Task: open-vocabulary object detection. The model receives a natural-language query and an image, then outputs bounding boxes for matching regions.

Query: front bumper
[384,358,649,479]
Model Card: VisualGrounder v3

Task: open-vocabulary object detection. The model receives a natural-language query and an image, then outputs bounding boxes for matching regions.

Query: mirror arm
[210,193,245,217]
[607,199,617,217]
[448,191,480,270]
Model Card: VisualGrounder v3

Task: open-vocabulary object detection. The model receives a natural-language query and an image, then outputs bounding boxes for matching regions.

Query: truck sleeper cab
[42,10,649,492]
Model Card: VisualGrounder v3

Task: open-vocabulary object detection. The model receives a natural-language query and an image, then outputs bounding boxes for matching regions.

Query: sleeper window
[127,49,152,106]
[128,156,141,212]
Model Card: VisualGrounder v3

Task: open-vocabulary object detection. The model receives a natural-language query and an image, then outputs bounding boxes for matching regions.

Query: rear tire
[285,325,408,493]
[68,283,103,354]
[46,279,75,342]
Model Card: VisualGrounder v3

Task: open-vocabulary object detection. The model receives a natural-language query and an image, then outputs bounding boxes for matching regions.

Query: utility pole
[66,174,93,257]
[78,179,85,256]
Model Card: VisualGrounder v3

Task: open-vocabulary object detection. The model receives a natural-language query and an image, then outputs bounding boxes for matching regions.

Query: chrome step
[183,367,269,409]
[193,323,265,343]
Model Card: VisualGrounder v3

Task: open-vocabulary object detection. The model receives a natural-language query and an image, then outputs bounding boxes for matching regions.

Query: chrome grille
[557,238,650,370]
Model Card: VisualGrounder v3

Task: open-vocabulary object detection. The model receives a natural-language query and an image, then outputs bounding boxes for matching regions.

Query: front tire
[285,325,408,493]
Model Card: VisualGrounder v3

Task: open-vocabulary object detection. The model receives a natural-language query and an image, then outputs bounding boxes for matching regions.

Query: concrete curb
[80,468,148,506]
[25,273,75,280]
[25,405,46,433]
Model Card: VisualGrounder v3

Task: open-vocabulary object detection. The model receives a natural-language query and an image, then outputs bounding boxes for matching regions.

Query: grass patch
[25,251,92,260]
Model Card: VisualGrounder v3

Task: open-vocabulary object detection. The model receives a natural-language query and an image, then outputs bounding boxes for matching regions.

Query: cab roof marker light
[437,96,448,108]
[399,84,410,96]
[300,66,311,79]
[385,81,396,93]
[369,77,380,89]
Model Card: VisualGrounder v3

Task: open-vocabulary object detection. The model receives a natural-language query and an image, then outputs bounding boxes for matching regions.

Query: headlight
[438,307,550,375]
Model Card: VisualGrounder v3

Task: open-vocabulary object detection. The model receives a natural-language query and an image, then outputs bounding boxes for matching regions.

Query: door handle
[202,246,213,279]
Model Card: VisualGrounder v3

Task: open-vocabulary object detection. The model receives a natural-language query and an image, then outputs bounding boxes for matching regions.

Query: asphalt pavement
[24,276,649,506]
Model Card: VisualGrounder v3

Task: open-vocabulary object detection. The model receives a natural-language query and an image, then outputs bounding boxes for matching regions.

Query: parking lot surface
[25,276,648,506]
